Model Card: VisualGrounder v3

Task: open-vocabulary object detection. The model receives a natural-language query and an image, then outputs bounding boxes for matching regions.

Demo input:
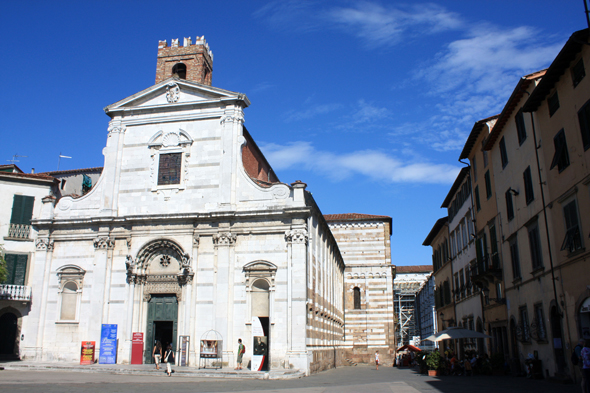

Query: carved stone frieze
[285,229,308,245]
[213,232,236,246]
[35,238,54,251]
[143,274,182,301]
[107,124,126,134]
[94,236,114,250]
[193,234,200,246]
[220,113,244,125]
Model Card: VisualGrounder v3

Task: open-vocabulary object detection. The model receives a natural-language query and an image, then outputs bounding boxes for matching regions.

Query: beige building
[324,214,395,365]
[460,113,508,358]
[519,28,590,379]
[423,216,454,342]
[483,70,546,372]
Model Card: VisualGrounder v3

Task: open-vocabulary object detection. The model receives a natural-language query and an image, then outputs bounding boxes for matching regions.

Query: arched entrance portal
[0,312,18,355]
[127,239,192,364]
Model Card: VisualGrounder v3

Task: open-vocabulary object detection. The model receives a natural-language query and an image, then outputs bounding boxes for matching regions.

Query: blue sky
[1,1,584,265]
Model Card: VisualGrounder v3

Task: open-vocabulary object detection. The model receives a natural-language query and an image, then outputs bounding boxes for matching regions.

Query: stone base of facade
[308,347,344,374]
[342,345,395,366]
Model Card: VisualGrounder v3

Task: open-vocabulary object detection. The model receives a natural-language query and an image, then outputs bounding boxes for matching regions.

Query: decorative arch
[243,260,277,291]
[135,239,188,270]
[127,239,193,301]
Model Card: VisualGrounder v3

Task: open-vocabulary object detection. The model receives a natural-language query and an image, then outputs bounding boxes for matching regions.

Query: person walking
[235,338,245,370]
[152,341,162,370]
[581,339,590,393]
[375,350,380,370]
[164,343,175,377]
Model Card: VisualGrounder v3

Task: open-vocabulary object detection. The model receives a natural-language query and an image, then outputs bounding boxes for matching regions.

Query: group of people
[445,351,484,376]
[574,338,590,393]
[152,341,175,377]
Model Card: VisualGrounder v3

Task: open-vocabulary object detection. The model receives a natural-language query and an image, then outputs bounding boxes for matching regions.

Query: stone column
[189,234,199,365]
[124,254,136,363]
[24,237,54,360]
[219,109,244,207]
[213,231,236,363]
[285,223,309,369]
[91,235,114,344]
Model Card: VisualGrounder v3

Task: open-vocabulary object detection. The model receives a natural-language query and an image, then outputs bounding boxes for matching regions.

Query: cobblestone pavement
[0,364,581,393]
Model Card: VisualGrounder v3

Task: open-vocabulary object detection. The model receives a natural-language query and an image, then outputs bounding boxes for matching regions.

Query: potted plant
[415,351,428,374]
[426,350,442,376]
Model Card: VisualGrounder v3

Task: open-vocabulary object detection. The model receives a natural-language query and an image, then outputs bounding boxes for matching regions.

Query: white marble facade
[22,72,344,374]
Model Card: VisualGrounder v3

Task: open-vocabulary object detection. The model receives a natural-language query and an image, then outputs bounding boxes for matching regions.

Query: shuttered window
[10,195,35,225]
[3,254,28,285]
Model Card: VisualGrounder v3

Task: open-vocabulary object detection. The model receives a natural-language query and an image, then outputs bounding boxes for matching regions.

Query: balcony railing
[6,223,31,240]
[0,284,32,301]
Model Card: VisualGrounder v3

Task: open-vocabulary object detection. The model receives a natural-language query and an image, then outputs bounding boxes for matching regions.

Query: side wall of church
[327,220,395,365]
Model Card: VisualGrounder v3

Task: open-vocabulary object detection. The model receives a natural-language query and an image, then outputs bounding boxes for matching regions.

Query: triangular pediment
[105,77,250,114]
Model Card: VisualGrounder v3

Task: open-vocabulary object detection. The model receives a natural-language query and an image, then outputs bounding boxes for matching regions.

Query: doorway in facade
[145,295,178,364]
[252,279,270,370]
[0,313,17,356]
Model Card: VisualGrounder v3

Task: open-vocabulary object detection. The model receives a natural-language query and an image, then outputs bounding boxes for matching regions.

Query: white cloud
[327,2,462,48]
[260,141,460,184]
[254,1,462,49]
[285,103,342,122]
[420,25,562,95]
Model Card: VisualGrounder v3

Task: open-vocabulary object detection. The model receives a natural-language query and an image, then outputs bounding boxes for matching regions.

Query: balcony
[470,254,502,284]
[0,284,32,301]
[6,223,31,240]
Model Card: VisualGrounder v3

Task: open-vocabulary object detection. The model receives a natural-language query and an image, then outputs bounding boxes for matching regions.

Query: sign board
[99,324,118,364]
[80,341,96,365]
[251,317,266,371]
[131,332,144,365]
[200,340,220,358]
[179,335,190,366]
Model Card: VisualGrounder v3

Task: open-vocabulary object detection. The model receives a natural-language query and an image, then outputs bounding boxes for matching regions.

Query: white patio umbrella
[424,327,491,342]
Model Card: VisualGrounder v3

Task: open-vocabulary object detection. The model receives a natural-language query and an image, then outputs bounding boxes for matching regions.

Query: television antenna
[7,154,28,165]
[57,153,72,171]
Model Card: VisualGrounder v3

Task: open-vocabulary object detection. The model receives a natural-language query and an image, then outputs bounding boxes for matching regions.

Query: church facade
[19,37,345,374]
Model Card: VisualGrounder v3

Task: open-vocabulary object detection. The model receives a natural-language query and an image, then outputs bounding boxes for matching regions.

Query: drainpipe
[527,112,560,316]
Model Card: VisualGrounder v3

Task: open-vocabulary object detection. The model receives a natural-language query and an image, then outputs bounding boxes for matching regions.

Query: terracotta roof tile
[396,265,433,273]
[42,167,103,176]
[324,213,392,221]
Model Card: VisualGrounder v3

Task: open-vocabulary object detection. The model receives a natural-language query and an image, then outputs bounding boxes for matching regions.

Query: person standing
[582,340,590,393]
[235,338,245,370]
[152,341,162,370]
[575,339,585,393]
[375,350,380,370]
[164,343,174,377]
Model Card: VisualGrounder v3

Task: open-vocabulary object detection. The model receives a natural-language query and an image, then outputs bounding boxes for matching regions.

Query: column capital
[94,236,114,250]
[285,229,308,245]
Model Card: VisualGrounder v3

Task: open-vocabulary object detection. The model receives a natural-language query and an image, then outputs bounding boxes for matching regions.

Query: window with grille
[157,153,182,185]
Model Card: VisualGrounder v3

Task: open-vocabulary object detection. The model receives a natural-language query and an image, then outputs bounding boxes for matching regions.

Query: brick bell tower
[155,36,213,86]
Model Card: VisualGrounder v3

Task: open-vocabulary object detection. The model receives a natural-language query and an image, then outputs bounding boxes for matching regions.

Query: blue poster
[99,324,118,364]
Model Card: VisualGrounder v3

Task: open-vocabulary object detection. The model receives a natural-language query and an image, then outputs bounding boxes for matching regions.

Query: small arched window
[353,287,361,310]
[172,63,187,79]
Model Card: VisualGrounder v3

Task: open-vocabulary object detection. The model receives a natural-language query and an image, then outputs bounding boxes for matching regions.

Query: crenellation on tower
[155,36,213,86]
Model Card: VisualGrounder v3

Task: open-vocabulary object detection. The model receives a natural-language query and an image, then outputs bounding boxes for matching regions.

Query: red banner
[131,333,143,365]
[80,341,95,365]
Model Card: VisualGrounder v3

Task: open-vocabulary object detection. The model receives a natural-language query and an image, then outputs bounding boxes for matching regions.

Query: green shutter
[3,254,27,285]
[10,195,35,225]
